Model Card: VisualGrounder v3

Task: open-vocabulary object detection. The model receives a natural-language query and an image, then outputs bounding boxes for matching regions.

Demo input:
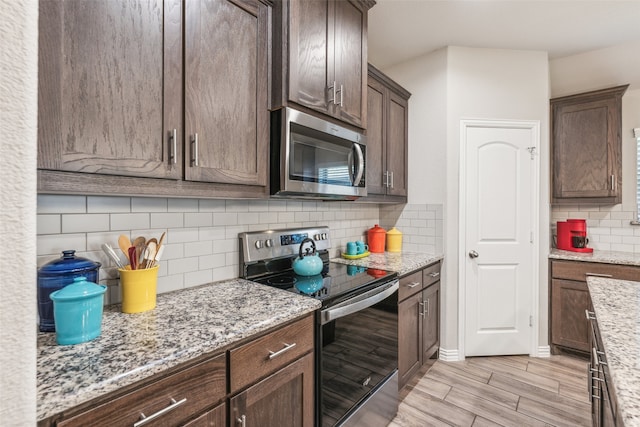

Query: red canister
[367,224,387,253]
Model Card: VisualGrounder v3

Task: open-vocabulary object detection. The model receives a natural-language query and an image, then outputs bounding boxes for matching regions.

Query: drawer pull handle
[407,282,420,288]
[428,272,440,278]
[237,414,247,427]
[134,397,187,427]
[585,310,596,320]
[268,342,296,360]
[585,272,613,278]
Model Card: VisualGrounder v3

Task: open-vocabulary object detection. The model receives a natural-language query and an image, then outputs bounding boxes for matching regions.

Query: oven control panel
[239,226,331,263]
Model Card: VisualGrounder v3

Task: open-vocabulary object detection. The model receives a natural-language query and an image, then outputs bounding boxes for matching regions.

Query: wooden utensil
[118,235,132,258]
[132,236,146,266]
[128,246,138,270]
[144,241,157,269]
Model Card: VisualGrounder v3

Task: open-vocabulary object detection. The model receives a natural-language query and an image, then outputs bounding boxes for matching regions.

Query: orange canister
[367,224,387,253]
[386,227,403,252]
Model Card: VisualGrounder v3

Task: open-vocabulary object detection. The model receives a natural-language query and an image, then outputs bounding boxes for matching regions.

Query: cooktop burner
[253,262,396,306]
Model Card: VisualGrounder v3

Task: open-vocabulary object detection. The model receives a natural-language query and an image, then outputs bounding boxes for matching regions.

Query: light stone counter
[550,248,640,267]
[587,277,640,426]
[331,251,443,276]
[37,279,320,422]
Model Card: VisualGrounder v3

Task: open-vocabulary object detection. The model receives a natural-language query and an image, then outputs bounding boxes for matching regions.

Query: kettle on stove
[292,238,323,276]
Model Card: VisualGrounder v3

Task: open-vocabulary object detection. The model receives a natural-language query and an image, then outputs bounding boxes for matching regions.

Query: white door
[462,121,538,357]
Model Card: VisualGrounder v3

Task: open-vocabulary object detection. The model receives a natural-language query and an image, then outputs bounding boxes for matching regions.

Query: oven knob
[314,234,321,241]
[255,240,263,249]
[265,239,273,248]
[322,233,327,240]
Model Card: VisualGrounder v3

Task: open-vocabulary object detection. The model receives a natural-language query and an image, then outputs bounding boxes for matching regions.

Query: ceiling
[368,0,640,70]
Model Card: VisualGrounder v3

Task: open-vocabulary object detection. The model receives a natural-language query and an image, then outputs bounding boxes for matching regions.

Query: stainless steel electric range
[239,226,399,427]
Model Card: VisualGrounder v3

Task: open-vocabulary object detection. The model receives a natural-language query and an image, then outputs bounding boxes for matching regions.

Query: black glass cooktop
[253,261,397,307]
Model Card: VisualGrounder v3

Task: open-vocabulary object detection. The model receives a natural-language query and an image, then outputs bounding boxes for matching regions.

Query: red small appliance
[556,219,593,253]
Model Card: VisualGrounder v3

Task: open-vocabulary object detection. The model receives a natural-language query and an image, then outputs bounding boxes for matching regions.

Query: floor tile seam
[516,396,592,427]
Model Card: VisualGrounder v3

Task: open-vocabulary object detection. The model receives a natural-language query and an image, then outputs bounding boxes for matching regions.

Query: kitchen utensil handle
[237,414,247,427]
[268,342,296,360]
[133,397,187,427]
[169,129,177,164]
[352,143,364,186]
[191,133,198,166]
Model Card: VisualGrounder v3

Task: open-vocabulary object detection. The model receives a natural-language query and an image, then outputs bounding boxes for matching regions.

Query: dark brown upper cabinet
[38,0,270,199]
[551,85,628,205]
[272,0,375,129]
[362,64,410,203]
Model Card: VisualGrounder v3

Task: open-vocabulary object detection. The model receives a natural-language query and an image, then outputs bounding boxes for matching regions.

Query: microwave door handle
[352,144,364,186]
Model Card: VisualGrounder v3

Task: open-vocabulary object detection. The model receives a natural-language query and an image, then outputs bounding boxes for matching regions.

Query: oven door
[318,280,398,427]
[271,107,367,200]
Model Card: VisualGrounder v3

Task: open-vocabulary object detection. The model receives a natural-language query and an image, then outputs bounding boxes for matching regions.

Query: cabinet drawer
[59,354,226,427]
[423,262,442,287]
[551,260,640,282]
[229,314,314,394]
[399,271,422,302]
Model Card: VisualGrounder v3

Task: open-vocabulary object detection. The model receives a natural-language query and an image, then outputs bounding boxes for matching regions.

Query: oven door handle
[321,279,398,325]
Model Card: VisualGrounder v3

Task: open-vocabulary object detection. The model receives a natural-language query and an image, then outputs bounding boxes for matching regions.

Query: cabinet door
[331,0,366,128]
[551,279,590,353]
[366,77,387,196]
[38,0,182,179]
[184,403,225,427]
[184,0,268,188]
[398,291,422,390]
[287,0,330,114]
[230,352,314,427]
[422,282,440,361]
[386,91,408,197]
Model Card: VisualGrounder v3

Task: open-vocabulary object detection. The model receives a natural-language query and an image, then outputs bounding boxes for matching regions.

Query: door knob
[468,250,479,259]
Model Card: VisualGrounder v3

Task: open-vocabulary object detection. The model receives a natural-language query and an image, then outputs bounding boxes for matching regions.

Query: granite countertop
[331,251,443,276]
[549,248,640,267]
[587,277,640,426]
[37,279,320,422]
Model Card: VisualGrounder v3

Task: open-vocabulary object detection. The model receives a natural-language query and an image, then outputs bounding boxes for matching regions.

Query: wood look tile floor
[388,355,591,427]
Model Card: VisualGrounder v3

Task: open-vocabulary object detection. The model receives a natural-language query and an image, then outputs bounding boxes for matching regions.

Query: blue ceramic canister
[37,250,101,332]
[49,276,107,345]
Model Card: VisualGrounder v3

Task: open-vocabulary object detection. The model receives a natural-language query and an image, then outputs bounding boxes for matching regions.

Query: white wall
[0,0,38,424]
[384,47,550,357]
[550,46,640,252]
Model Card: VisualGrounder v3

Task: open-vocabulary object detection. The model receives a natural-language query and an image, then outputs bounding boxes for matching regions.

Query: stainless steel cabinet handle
[586,273,613,278]
[383,171,389,187]
[169,129,177,164]
[611,175,616,191]
[469,250,479,259]
[426,299,430,317]
[328,81,337,105]
[389,171,394,189]
[237,414,246,427]
[419,302,424,317]
[268,342,296,360]
[407,282,420,288]
[133,398,187,427]
[338,84,344,107]
[191,133,198,166]
[585,310,596,320]
[428,272,440,278]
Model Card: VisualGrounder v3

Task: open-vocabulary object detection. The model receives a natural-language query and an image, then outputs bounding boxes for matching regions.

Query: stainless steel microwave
[270,107,367,200]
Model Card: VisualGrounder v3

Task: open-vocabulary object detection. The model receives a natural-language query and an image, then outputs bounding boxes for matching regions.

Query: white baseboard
[438,348,461,361]
[535,345,551,358]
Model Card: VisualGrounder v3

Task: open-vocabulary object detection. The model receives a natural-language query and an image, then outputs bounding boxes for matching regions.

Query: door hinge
[527,146,537,160]
[529,315,533,327]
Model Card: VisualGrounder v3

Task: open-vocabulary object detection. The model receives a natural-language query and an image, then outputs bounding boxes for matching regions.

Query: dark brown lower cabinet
[184,403,226,427]
[230,352,314,427]
[398,261,441,390]
[550,259,640,355]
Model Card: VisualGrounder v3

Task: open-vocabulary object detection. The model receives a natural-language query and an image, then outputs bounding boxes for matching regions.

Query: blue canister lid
[38,250,101,277]
[50,277,107,301]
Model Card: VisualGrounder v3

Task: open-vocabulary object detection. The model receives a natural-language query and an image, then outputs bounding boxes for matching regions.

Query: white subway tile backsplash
[88,196,130,213]
[111,213,150,231]
[37,214,60,235]
[37,195,445,300]
[150,213,184,229]
[62,214,110,233]
[37,195,86,214]
[131,197,167,212]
